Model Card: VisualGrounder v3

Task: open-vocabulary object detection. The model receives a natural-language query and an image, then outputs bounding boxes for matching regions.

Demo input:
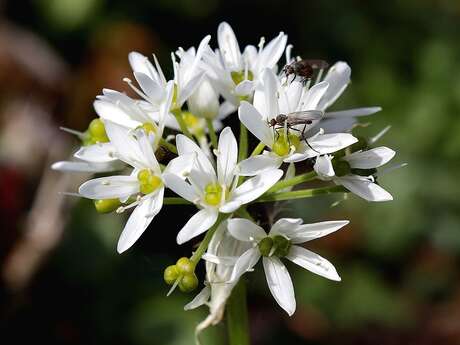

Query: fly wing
[302,59,329,69]
[286,110,324,125]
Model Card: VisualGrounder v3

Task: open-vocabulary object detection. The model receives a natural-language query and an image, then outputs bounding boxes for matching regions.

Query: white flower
[314,146,396,202]
[184,221,252,336]
[163,127,283,244]
[237,76,356,176]
[78,122,185,253]
[227,218,348,316]
[202,22,287,106]
[187,77,220,120]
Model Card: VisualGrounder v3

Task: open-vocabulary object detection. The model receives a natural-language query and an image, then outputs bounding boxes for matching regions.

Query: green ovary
[141,122,157,134]
[272,133,300,156]
[82,118,109,146]
[258,235,292,258]
[204,183,224,206]
[137,169,162,194]
[231,70,254,85]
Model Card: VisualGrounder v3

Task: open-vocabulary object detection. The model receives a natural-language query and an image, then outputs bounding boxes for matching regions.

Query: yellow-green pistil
[258,235,292,258]
[137,169,162,195]
[204,183,224,206]
[82,118,109,146]
[231,70,254,85]
[272,133,301,156]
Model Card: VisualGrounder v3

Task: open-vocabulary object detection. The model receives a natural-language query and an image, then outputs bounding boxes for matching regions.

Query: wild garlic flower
[314,145,396,202]
[238,69,357,175]
[227,218,348,315]
[163,127,283,244]
[202,22,287,106]
[78,122,185,253]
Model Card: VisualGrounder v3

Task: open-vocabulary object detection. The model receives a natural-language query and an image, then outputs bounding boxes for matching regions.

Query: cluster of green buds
[164,257,199,293]
[82,119,109,146]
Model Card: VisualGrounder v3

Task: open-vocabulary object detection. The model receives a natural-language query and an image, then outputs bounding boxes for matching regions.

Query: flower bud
[187,78,219,119]
[176,257,195,275]
[94,199,121,213]
[164,265,180,285]
[178,273,199,293]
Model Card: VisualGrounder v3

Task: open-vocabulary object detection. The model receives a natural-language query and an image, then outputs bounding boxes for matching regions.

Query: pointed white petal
[299,133,358,158]
[117,189,164,253]
[326,107,382,118]
[176,134,215,175]
[74,143,117,163]
[238,101,274,147]
[51,160,123,173]
[217,22,242,70]
[256,33,287,72]
[227,218,267,242]
[79,175,139,199]
[263,257,296,316]
[234,80,254,96]
[343,147,396,169]
[286,245,341,281]
[337,175,393,202]
[269,218,303,236]
[128,51,159,82]
[176,208,218,244]
[317,62,351,110]
[228,169,283,205]
[93,100,140,128]
[178,71,205,106]
[285,221,349,244]
[314,155,335,178]
[237,155,282,176]
[230,247,261,282]
[162,172,199,203]
[184,286,211,311]
[262,69,280,119]
[301,81,329,110]
[217,127,238,186]
[164,153,195,178]
[133,72,165,103]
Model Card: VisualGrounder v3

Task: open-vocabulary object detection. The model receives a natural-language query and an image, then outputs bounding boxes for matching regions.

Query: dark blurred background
[1,0,460,344]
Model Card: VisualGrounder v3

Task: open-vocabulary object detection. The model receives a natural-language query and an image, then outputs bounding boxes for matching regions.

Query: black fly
[282,59,329,84]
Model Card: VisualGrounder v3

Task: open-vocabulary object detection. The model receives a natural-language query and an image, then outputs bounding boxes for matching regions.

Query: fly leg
[301,124,320,153]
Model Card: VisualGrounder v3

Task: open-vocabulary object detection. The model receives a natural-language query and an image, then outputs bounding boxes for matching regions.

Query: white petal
[301,81,329,110]
[237,154,282,176]
[312,117,357,133]
[51,160,123,173]
[79,175,139,199]
[162,172,199,203]
[74,143,117,163]
[176,134,215,178]
[93,100,140,129]
[269,218,303,236]
[314,155,335,178]
[217,22,242,70]
[234,80,254,96]
[129,52,159,82]
[337,175,393,202]
[263,257,296,316]
[217,127,238,186]
[117,189,164,253]
[299,133,358,158]
[227,169,283,206]
[317,61,351,110]
[230,247,261,282]
[326,107,382,118]
[227,218,266,242]
[187,78,219,119]
[285,221,349,244]
[184,286,211,311]
[176,208,218,244]
[238,101,274,147]
[262,69,280,120]
[163,153,195,178]
[286,245,341,281]
[133,72,165,103]
[178,71,205,106]
[256,33,287,72]
[343,147,396,169]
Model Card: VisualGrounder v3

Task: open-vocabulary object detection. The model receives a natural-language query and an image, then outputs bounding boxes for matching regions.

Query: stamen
[122,77,150,103]
[315,69,324,84]
[258,37,265,53]
[58,192,82,198]
[375,163,408,177]
[369,125,392,145]
[285,44,293,64]
[59,127,84,138]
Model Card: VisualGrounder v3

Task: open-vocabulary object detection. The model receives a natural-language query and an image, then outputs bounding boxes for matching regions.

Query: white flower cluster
[53,22,400,328]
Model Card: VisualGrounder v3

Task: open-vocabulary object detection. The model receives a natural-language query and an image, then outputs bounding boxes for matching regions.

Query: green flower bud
[176,257,195,275]
[272,235,292,258]
[178,273,198,293]
[94,199,121,213]
[258,237,274,257]
[164,265,180,285]
[332,160,351,177]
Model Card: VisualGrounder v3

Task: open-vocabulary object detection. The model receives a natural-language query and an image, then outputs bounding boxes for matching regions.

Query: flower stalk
[206,119,218,149]
[226,279,250,345]
[254,185,347,203]
[266,171,317,194]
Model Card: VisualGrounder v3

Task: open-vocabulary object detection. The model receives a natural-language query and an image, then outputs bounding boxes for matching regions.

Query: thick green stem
[235,207,255,221]
[190,213,229,265]
[238,122,248,162]
[254,185,347,203]
[267,171,317,194]
[172,109,194,139]
[226,280,250,345]
[159,138,177,154]
[250,142,265,156]
[206,119,218,149]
